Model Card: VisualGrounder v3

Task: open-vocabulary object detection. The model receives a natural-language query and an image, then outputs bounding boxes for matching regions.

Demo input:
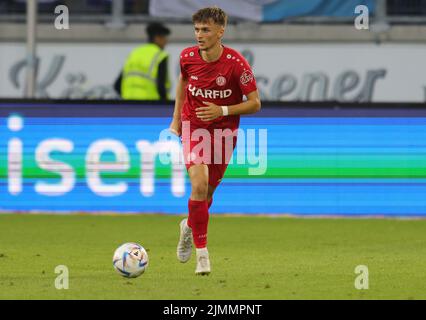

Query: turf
[0,214,426,300]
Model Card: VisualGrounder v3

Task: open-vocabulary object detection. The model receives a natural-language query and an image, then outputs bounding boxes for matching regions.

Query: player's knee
[191,179,209,199]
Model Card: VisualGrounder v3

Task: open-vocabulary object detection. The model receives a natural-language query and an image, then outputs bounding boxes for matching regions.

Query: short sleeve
[234,57,257,96]
[180,53,189,80]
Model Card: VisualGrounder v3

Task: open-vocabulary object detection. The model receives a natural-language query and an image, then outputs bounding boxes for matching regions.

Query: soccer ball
[112,242,149,278]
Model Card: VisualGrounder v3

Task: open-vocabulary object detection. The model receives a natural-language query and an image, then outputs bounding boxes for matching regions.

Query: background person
[114,22,171,100]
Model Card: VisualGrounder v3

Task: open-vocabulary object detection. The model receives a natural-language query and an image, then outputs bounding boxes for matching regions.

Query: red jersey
[180,45,257,129]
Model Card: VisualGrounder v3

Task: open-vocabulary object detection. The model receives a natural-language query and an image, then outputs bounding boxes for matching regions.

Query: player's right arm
[169,73,188,137]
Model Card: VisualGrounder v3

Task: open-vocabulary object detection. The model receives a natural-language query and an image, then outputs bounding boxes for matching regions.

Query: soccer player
[169,7,261,275]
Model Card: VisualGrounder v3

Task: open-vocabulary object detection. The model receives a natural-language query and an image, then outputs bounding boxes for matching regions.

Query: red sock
[187,199,209,248]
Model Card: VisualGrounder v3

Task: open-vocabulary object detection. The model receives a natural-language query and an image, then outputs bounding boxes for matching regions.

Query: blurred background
[1,0,426,102]
[1,1,426,216]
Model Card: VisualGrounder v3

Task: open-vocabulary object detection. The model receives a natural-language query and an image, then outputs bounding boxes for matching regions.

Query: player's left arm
[196,90,261,121]
[226,90,261,115]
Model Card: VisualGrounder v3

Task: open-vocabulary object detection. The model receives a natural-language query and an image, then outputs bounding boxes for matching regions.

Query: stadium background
[1,0,426,217]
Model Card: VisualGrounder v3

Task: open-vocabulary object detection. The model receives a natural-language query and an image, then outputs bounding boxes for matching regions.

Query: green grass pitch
[0,214,426,300]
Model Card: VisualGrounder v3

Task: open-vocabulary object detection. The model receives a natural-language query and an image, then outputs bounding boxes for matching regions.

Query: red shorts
[181,121,238,188]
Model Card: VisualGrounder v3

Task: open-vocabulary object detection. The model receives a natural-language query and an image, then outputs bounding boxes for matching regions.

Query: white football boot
[195,247,211,276]
[177,218,192,263]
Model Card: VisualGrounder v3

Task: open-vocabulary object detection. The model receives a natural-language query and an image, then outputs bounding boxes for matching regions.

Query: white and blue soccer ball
[113,242,149,278]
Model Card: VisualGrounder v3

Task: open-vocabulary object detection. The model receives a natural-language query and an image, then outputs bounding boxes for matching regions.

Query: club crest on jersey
[216,76,226,86]
[188,84,232,99]
[240,70,254,86]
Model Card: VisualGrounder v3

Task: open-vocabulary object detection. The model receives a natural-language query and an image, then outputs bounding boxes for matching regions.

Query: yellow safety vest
[121,43,170,100]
